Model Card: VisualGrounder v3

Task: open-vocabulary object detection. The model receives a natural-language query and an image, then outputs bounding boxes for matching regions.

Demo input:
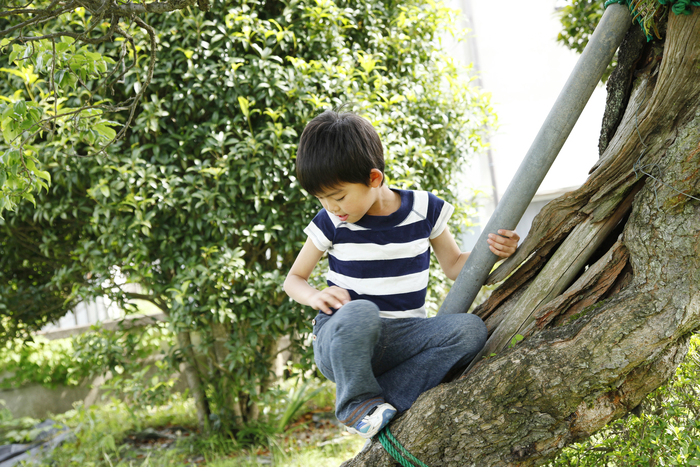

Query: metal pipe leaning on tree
[437,4,633,320]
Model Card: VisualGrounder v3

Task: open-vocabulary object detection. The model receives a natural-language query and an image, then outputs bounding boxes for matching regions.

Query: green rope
[605,0,700,13]
[658,0,700,15]
[604,0,700,41]
[377,426,429,467]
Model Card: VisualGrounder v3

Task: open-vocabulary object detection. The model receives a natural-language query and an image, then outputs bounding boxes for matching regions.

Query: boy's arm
[431,227,520,281]
[284,238,351,314]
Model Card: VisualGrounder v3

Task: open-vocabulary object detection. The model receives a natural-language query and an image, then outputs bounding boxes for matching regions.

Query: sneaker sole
[347,407,397,439]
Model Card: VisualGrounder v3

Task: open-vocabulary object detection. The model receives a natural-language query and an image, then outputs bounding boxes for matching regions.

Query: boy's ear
[369,168,384,188]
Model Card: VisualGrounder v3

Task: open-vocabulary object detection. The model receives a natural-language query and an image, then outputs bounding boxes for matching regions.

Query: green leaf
[12,100,27,117]
[21,191,36,207]
[8,44,23,64]
[0,67,27,80]
[2,121,19,144]
[238,96,250,118]
[509,334,525,349]
[35,170,51,184]
[94,123,117,141]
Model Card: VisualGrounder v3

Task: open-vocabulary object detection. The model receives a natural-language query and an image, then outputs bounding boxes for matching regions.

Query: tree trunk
[345,8,700,467]
[177,331,211,433]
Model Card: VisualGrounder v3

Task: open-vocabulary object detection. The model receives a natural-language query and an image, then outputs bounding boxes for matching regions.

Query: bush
[550,334,700,466]
[0,322,179,407]
[1,0,494,431]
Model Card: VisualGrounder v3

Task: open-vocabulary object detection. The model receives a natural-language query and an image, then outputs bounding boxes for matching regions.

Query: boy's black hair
[296,108,384,196]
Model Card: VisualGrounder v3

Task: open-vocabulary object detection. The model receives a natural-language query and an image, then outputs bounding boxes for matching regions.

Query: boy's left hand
[487,229,520,259]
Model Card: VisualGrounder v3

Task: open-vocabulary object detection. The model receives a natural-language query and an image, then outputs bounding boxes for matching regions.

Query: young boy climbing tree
[283,108,520,438]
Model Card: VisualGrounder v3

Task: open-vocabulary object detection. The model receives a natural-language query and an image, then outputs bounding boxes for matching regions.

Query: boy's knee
[449,314,487,367]
[467,313,487,339]
[330,300,381,335]
[452,313,487,348]
[336,299,380,319]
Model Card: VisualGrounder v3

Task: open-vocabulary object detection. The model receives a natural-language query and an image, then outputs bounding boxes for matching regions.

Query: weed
[549,334,700,466]
[23,376,361,466]
[508,334,525,349]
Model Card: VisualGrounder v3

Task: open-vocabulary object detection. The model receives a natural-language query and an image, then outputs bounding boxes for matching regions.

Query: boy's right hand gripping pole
[437,3,632,316]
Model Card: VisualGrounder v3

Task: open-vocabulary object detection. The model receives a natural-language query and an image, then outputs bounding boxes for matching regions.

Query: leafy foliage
[556,0,694,56]
[555,0,670,82]
[0,0,494,431]
[556,0,606,55]
[44,396,198,465]
[0,403,42,445]
[550,335,700,466]
[0,322,177,408]
[0,0,215,217]
[31,391,363,466]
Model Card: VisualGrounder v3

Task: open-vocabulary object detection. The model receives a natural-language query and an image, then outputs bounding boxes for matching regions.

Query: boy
[284,109,519,439]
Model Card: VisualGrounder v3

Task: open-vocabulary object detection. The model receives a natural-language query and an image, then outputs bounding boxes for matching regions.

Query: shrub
[0,0,494,431]
[550,335,700,466]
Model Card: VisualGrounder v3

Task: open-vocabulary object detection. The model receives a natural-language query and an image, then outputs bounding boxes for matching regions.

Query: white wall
[446,0,607,247]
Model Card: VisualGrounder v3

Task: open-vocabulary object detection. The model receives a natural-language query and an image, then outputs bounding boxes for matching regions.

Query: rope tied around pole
[377,426,430,467]
[658,0,700,15]
[604,0,700,41]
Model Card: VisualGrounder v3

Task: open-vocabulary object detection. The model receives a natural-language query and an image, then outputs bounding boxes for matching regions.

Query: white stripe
[413,191,429,217]
[338,222,368,232]
[397,191,428,227]
[329,238,430,262]
[396,210,425,228]
[430,202,454,239]
[327,270,428,296]
[324,210,368,231]
[325,209,343,228]
[304,223,332,252]
[379,308,427,319]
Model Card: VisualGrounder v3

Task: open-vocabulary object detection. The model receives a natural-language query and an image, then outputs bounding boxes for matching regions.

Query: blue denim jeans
[311,299,487,428]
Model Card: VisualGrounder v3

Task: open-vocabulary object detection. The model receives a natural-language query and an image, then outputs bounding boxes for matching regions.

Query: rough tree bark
[344,8,700,467]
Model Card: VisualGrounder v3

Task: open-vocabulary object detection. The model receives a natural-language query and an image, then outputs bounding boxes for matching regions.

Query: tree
[0,0,215,217]
[0,0,493,433]
[344,3,700,466]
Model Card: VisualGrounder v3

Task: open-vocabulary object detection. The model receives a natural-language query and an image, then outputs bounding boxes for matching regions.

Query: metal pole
[437,4,632,316]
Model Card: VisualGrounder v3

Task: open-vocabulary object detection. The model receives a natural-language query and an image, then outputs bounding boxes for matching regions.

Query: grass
[5,380,366,467]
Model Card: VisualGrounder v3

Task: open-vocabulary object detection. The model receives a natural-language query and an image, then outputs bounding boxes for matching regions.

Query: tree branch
[107,0,199,15]
[0,3,76,38]
[16,13,119,45]
[124,291,170,315]
[106,15,156,147]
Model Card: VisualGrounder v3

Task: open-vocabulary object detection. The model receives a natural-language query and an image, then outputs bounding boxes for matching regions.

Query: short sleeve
[426,193,454,239]
[303,209,335,252]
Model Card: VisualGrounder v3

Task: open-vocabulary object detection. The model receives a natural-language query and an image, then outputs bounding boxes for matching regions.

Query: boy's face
[314,170,383,224]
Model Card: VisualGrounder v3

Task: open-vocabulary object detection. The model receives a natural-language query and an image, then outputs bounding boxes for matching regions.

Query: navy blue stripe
[354,189,413,229]
[426,192,445,227]
[328,281,427,312]
[310,190,448,247]
[331,222,432,246]
[312,211,336,239]
[328,251,430,279]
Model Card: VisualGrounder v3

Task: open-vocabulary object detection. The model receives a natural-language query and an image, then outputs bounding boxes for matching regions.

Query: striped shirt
[304,189,454,319]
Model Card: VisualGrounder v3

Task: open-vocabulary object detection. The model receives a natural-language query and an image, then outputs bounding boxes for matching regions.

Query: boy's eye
[335,196,345,201]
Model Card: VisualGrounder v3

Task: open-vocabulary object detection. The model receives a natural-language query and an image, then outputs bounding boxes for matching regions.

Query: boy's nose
[326,201,339,213]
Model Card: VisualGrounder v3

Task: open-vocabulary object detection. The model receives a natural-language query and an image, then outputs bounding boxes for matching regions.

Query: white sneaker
[346,403,397,439]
